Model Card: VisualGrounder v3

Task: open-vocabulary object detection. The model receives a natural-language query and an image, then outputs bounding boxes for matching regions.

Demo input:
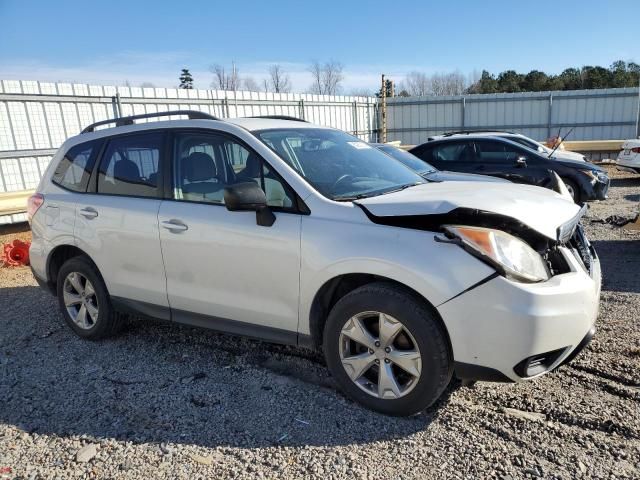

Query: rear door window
[432,142,474,162]
[97,133,163,198]
[52,141,101,192]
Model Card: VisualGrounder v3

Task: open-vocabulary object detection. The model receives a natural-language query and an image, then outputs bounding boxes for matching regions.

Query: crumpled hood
[355,181,582,240]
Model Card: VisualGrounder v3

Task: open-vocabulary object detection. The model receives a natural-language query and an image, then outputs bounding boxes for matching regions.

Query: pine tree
[179,69,194,89]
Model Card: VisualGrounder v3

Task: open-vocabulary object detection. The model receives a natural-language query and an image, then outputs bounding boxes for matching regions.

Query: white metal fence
[0,79,378,194]
[2,80,640,200]
[386,87,640,146]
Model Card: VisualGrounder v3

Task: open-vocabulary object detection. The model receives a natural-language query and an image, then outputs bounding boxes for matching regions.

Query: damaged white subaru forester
[28,112,601,415]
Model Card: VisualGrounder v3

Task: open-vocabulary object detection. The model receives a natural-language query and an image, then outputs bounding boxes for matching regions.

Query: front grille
[545,223,595,277]
[568,224,593,275]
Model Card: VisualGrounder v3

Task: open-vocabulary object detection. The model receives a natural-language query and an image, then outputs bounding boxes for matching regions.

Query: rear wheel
[323,282,452,416]
[56,256,123,339]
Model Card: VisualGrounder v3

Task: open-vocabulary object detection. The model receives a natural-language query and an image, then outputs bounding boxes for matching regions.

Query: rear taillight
[632,147,640,153]
[27,193,44,222]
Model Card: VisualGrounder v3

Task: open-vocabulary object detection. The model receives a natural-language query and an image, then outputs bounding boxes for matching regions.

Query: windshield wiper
[334,182,424,201]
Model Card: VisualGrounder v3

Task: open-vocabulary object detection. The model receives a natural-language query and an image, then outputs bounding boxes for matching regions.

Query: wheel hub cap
[63,272,99,330]
[339,311,422,400]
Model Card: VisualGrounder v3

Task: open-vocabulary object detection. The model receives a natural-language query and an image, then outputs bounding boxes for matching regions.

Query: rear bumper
[442,245,601,382]
[616,165,640,174]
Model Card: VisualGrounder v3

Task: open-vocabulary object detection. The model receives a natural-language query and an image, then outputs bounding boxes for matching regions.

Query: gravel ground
[1,165,639,480]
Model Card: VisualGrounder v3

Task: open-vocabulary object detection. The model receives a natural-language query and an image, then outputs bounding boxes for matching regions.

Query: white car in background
[432,131,587,162]
[616,139,640,174]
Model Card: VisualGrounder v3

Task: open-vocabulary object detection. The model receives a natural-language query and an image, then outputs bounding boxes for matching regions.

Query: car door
[74,131,169,316]
[157,130,302,340]
[415,141,476,174]
[472,139,551,186]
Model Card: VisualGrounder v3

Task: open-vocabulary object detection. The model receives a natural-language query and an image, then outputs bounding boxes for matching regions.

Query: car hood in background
[425,170,509,183]
[355,182,581,241]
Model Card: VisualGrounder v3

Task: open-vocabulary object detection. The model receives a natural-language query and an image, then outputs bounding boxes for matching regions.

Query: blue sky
[0,0,638,92]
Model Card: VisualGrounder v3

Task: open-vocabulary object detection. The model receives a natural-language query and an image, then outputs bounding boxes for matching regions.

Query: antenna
[548,126,574,158]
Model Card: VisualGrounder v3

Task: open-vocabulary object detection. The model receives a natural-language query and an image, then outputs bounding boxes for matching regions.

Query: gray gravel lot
[1,166,639,479]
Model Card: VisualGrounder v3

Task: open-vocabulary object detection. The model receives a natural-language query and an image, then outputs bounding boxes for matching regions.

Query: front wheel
[561,177,580,203]
[323,282,453,416]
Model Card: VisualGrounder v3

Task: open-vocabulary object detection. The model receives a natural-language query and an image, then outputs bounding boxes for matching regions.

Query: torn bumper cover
[440,213,601,383]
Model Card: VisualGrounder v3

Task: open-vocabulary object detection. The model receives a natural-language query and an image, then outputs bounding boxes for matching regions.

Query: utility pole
[380,74,387,143]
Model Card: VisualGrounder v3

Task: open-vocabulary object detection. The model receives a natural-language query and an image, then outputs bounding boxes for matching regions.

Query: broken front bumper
[439,237,601,383]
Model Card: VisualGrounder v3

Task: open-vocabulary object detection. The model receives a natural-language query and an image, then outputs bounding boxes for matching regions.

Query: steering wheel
[332,174,354,192]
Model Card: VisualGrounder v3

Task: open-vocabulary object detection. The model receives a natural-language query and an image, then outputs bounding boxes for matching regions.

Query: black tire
[323,282,453,416]
[56,256,123,340]
[561,177,580,203]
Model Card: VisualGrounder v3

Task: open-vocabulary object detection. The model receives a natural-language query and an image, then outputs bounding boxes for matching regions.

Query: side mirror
[515,156,527,168]
[223,182,275,227]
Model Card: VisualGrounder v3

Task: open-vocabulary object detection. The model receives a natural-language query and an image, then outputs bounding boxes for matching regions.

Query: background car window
[97,133,162,197]
[432,142,474,162]
[174,132,295,209]
[51,141,99,192]
[475,141,523,162]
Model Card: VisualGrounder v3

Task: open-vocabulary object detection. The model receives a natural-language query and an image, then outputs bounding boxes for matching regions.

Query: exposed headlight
[582,169,608,184]
[444,225,550,283]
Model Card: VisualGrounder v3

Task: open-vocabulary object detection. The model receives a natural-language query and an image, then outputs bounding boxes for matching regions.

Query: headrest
[183,152,216,182]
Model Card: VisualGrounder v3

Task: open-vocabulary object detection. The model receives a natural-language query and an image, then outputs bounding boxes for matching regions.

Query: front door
[158,130,302,340]
[472,139,550,186]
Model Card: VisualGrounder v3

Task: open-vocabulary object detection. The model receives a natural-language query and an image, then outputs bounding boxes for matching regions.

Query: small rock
[75,443,98,463]
[159,442,174,455]
[188,453,213,465]
[578,461,587,474]
[503,408,546,422]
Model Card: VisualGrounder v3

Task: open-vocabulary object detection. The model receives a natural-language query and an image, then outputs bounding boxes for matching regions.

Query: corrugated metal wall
[387,87,640,145]
[0,79,377,194]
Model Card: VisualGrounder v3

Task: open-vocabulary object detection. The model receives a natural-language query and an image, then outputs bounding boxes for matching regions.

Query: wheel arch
[307,273,453,357]
[46,244,103,292]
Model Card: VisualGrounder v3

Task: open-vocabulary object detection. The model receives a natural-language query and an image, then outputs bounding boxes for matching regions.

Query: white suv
[28,111,601,415]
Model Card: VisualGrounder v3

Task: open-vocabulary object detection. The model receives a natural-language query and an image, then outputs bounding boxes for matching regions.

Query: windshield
[376,145,436,175]
[255,128,425,200]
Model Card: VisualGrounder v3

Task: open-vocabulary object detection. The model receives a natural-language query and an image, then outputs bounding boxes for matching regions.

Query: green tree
[557,68,582,90]
[468,70,498,94]
[521,70,549,91]
[179,68,194,89]
[496,70,524,92]
[580,66,611,89]
[376,79,394,98]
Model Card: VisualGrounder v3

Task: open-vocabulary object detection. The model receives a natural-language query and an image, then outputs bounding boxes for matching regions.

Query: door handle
[161,219,188,232]
[79,207,98,219]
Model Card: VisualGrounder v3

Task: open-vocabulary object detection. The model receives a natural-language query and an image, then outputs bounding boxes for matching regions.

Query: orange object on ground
[1,239,31,267]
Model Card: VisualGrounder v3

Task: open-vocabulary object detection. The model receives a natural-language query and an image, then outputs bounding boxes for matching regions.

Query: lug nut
[374,341,381,347]
[384,347,391,353]
[368,348,374,354]
[384,358,390,364]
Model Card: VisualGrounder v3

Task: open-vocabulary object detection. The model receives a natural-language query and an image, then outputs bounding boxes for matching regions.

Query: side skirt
[111,296,299,347]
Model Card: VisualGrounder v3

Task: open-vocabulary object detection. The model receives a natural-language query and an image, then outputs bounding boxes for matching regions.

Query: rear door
[74,131,169,315]
[472,139,551,186]
[157,130,302,339]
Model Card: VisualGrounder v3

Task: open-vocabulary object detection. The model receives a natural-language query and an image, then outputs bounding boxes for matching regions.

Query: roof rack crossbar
[81,110,221,133]
[442,129,515,137]
[244,115,308,122]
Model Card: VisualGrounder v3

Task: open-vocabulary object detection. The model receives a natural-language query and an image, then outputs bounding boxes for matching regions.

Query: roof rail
[244,115,308,122]
[81,110,221,133]
[442,129,515,137]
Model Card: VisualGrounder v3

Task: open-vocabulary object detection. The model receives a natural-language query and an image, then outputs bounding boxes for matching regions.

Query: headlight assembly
[443,225,550,283]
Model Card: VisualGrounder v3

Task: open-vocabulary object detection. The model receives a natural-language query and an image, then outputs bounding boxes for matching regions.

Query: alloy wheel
[63,272,99,329]
[339,311,422,399]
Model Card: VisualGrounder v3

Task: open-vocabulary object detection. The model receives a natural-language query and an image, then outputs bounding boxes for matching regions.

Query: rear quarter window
[51,141,101,192]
